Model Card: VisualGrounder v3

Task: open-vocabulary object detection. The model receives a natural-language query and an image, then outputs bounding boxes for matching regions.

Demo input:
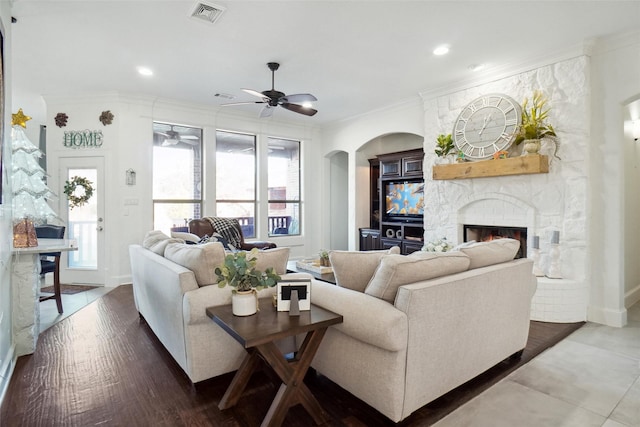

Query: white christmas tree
[11,109,60,224]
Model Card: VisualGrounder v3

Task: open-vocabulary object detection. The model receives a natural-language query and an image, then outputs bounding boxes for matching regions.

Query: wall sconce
[126,169,136,186]
[634,120,640,141]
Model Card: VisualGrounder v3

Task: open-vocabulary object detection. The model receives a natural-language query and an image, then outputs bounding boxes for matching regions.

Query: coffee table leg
[258,328,329,427]
[218,348,261,410]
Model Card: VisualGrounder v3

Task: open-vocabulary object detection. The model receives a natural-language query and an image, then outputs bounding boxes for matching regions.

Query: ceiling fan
[222,62,318,118]
[154,125,200,147]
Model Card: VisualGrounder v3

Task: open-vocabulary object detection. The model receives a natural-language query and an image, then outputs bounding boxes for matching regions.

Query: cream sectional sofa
[128,231,305,383]
[130,232,535,423]
[309,238,537,422]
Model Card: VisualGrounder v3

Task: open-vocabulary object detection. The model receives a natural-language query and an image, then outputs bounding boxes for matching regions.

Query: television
[383,180,424,222]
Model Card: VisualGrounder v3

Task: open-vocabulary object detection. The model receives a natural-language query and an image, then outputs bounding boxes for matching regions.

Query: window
[152,122,202,233]
[215,130,257,238]
[268,137,301,236]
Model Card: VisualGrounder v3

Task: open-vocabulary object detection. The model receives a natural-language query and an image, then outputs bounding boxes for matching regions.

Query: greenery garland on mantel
[64,176,94,209]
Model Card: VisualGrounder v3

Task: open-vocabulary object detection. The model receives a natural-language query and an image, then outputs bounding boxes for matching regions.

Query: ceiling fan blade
[221,101,266,107]
[281,93,317,103]
[281,102,318,116]
[260,105,274,118]
[155,131,170,137]
[242,88,269,100]
[180,135,199,140]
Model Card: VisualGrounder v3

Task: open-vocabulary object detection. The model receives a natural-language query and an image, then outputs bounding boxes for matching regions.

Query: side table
[206,298,342,427]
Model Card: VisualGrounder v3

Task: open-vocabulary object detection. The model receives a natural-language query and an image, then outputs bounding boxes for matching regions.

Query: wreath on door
[64,176,94,209]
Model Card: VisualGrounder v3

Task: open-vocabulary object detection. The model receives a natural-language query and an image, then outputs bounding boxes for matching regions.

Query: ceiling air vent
[189,1,226,24]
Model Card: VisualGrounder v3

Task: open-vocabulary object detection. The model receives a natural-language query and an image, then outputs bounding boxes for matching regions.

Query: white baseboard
[0,344,16,408]
[625,283,640,309]
[587,306,627,328]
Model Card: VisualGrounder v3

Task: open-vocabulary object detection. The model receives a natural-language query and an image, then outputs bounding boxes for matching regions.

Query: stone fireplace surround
[421,55,590,322]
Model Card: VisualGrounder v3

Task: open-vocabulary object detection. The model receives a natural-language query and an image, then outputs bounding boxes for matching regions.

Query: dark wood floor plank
[1,285,583,427]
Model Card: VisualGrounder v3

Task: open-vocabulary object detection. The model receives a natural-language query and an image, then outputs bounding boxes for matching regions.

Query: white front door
[58,156,106,285]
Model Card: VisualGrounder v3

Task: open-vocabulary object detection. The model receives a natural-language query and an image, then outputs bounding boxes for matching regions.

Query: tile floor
[39,289,639,426]
[435,301,640,427]
[38,284,115,332]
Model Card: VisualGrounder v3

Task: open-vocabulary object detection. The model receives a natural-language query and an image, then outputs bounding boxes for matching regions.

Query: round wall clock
[452,93,522,160]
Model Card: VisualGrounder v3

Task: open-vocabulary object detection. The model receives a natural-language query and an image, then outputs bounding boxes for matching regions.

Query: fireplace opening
[463,224,527,259]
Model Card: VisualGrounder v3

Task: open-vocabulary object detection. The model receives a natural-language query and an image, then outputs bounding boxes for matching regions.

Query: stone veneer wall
[422,56,590,298]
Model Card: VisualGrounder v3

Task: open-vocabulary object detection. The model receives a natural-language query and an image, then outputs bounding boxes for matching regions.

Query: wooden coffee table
[206,298,343,427]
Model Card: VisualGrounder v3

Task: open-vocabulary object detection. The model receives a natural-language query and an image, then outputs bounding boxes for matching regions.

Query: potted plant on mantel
[435,133,455,163]
[215,249,281,316]
[514,90,558,156]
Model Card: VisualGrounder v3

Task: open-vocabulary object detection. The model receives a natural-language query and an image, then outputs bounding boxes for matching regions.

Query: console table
[207,299,342,427]
[12,238,78,356]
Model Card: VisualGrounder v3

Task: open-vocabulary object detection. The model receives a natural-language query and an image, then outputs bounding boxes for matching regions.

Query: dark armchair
[188,217,276,250]
[35,225,66,314]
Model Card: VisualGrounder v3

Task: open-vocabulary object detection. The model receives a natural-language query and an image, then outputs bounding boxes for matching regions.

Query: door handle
[97,226,104,231]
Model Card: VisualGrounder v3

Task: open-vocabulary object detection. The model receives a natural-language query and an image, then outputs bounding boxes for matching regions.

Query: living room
[1,1,640,426]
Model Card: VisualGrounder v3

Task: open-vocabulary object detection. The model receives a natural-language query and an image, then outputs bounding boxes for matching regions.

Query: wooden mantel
[432,155,549,180]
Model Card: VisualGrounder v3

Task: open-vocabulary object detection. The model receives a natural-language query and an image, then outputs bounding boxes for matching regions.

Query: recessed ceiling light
[137,66,153,77]
[433,45,450,56]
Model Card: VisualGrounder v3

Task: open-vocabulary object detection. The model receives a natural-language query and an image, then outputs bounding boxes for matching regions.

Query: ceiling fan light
[302,102,313,108]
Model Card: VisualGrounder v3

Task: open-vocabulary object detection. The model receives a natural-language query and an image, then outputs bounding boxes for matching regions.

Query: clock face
[452,94,522,160]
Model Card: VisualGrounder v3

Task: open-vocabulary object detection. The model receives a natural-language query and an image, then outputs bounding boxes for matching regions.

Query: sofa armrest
[311,280,407,351]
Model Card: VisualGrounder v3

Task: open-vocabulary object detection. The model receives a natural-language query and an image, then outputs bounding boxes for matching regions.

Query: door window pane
[268,137,300,236]
[67,168,97,269]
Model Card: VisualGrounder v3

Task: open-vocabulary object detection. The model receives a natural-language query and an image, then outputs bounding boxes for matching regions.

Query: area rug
[40,284,99,295]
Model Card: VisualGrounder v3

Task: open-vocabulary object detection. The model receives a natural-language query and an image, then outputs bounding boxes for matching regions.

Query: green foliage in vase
[319,249,329,260]
[514,90,557,145]
[435,133,455,157]
[215,249,280,293]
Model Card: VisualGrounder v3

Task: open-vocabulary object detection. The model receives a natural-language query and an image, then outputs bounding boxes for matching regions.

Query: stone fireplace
[420,56,591,323]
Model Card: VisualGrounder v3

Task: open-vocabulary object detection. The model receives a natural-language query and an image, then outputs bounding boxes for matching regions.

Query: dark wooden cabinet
[359,228,382,251]
[373,149,425,255]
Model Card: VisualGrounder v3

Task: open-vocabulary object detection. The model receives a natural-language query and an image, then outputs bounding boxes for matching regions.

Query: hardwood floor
[1,285,583,427]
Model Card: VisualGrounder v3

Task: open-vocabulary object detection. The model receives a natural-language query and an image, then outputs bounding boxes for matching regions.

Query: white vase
[232,290,258,316]
[523,139,541,155]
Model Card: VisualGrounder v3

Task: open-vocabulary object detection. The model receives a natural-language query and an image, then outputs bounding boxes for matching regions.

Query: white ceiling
[10,0,640,127]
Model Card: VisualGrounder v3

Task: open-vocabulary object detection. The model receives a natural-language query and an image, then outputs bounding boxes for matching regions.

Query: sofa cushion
[250,247,290,275]
[365,252,471,303]
[143,230,184,255]
[456,238,520,269]
[164,241,226,286]
[329,246,401,292]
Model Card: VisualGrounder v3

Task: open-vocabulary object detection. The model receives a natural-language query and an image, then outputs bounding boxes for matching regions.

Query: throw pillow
[249,247,290,275]
[170,231,201,244]
[329,246,401,292]
[456,238,520,269]
[142,230,184,255]
[365,252,471,303]
[164,241,226,286]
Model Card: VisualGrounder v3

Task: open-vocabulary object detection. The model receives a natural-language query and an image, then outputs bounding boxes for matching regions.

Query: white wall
[42,94,322,285]
[322,99,424,249]
[0,0,13,402]
[590,30,640,322]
